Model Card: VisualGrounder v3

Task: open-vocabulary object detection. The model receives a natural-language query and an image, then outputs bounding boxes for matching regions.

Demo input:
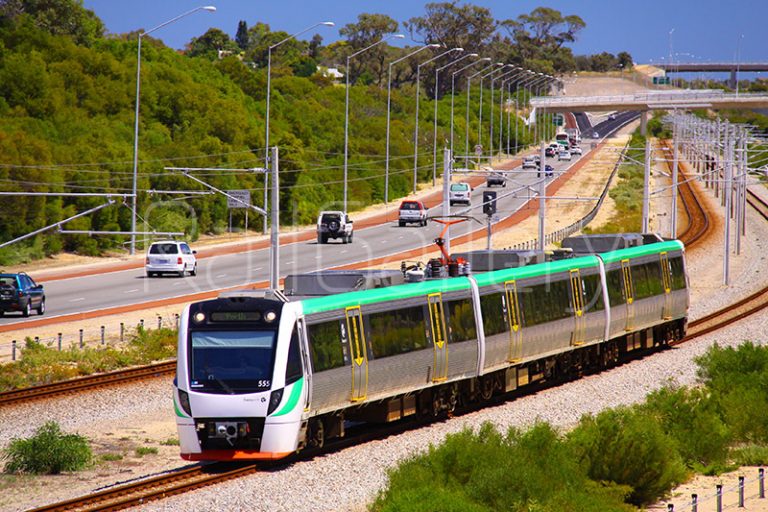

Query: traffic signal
[483,191,497,216]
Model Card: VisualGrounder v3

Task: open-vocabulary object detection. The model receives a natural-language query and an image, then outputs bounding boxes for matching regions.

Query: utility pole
[670,114,679,238]
[442,148,452,257]
[269,146,279,290]
[723,125,732,285]
[642,137,651,232]
[538,140,546,251]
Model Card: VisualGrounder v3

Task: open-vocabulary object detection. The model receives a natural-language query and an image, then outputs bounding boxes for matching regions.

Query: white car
[570,146,583,156]
[449,183,472,206]
[146,240,197,277]
[558,150,572,161]
[522,156,538,169]
[317,211,354,243]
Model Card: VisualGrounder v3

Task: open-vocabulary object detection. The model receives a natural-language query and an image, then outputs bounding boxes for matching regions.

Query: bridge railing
[531,90,768,108]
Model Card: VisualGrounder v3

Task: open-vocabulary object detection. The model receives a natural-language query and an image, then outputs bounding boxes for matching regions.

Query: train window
[367,306,428,358]
[307,320,346,372]
[669,257,687,290]
[581,274,605,311]
[631,264,651,300]
[521,279,570,326]
[606,269,625,305]
[285,327,303,384]
[446,298,477,343]
[643,262,665,296]
[480,293,508,336]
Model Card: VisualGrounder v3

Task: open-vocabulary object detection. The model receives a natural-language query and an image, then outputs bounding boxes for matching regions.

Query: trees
[339,13,399,86]
[235,20,249,50]
[501,7,583,72]
[0,0,104,46]
[186,28,238,60]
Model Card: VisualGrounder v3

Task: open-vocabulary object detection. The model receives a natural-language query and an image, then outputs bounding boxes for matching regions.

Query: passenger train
[173,238,689,461]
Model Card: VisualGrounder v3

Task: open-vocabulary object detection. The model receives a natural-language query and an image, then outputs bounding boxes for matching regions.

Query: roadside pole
[443,148,452,257]
[270,146,280,290]
[538,140,546,251]
[671,114,679,238]
[723,125,732,286]
[642,137,651,232]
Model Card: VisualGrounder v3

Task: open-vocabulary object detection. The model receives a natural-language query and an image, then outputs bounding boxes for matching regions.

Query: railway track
[0,360,175,407]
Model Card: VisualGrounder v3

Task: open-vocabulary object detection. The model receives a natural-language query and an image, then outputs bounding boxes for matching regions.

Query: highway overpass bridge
[530,90,768,135]
[654,62,768,87]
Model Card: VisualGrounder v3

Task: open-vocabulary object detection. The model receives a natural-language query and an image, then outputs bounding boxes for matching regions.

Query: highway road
[0,112,638,328]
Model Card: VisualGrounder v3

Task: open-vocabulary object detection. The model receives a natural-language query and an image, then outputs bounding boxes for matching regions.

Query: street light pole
[131,5,216,255]
[498,68,524,157]
[432,53,477,185]
[385,43,440,203]
[477,65,506,161]
[412,47,463,193]
[344,33,405,213]
[450,58,489,158]
[465,62,501,165]
[489,65,514,160]
[265,21,334,232]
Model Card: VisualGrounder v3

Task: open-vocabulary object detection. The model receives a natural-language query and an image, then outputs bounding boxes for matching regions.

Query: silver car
[146,241,197,277]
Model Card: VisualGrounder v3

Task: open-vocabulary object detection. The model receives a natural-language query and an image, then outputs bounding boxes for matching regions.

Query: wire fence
[662,467,766,512]
[505,139,629,251]
[1,313,180,363]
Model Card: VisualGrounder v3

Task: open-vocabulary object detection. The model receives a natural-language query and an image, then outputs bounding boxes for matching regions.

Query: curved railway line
[14,148,768,512]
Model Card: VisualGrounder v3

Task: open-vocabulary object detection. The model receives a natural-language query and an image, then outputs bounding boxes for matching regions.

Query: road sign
[226,190,251,209]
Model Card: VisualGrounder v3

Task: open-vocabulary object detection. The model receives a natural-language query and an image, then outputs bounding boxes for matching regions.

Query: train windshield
[189,330,277,394]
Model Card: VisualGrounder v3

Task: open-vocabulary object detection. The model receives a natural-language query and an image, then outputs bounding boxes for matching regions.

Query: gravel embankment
[2,183,767,512]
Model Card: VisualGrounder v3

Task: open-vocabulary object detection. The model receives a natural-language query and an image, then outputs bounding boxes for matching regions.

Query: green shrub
[372,422,634,512]
[135,446,158,457]
[2,421,92,474]
[567,406,687,506]
[731,444,768,466]
[160,437,180,446]
[642,385,731,471]
[696,342,768,443]
[99,453,124,462]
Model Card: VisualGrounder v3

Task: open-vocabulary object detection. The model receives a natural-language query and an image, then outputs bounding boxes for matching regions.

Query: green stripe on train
[472,255,600,287]
[598,240,684,264]
[301,276,472,315]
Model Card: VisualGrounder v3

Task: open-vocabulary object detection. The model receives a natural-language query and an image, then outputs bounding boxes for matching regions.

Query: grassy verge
[0,327,176,392]
[371,341,768,511]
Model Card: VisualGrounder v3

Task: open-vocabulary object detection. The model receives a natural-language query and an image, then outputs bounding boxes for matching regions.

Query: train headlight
[178,389,192,416]
[268,388,283,415]
[193,312,205,323]
[265,311,277,323]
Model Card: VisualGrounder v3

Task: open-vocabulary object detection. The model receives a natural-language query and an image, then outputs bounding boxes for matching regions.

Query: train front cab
[174,297,308,461]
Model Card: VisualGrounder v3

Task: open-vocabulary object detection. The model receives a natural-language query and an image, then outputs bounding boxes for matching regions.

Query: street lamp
[265,20,334,231]
[499,68,525,155]
[735,34,744,95]
[465,62,501,164]
[450,57,490,156]
[432,52,478,185]
[489,64,516,159]
[385,43,440,203]
[478,64,511,159]
[344,33,405,213]
[412,47,463,194]
[517,71,539,145]
[494,67,524,157]
[131,5,216,255]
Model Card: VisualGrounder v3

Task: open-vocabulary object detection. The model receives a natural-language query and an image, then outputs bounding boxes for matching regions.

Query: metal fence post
[11,340,16,361]
[101,325,105,345]
[760,468,765,498]
[739,475,745,507]
[667,504,674,512]
[157,315,162,329]
[717,484,723,512]
[34,336,39,344]
[175,313,179,329]
[79,329,84,348]
[120,322,125,342]
[691,493,698,512]
[139,318,144,329]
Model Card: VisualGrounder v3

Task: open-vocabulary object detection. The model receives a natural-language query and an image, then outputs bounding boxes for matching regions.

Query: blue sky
[83,0,765,66]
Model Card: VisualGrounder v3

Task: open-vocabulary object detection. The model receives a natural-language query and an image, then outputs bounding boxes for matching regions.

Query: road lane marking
[216,274,227,278]
[252,267,263,271]
[69,297,85,302]
[123,289,139,294]
[284,261,294,265]
[340,250,348,254]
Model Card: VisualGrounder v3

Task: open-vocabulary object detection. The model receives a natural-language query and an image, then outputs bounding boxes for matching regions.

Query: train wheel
[307,418,324,449]
[479,375,494,401]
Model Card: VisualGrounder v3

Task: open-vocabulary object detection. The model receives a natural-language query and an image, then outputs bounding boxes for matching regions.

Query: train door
[620,259,635,331]
[427,293,448,382]
[504,280,523,362]
[345,306,368,402]
[659,252,672,320]
[296,318,312,412]
[569,270,586,346]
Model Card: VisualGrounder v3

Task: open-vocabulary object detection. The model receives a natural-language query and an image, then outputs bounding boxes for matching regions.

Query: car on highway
[486,173,506,187]
[145,240,197,277]
[522,156,538,169]
[592,131,599,138]
[544,164,554,177]
[570,146,583,156]
[398,200,428,227]
[558,150,572,161]
[0,272,45,317]
[449,182,472,206]
[317,211,354,244]
[609,113,617,120]
[544,146,557,158]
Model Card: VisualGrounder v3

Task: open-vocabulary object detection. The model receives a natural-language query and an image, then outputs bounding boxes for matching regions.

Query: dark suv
[0,272,45,317]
